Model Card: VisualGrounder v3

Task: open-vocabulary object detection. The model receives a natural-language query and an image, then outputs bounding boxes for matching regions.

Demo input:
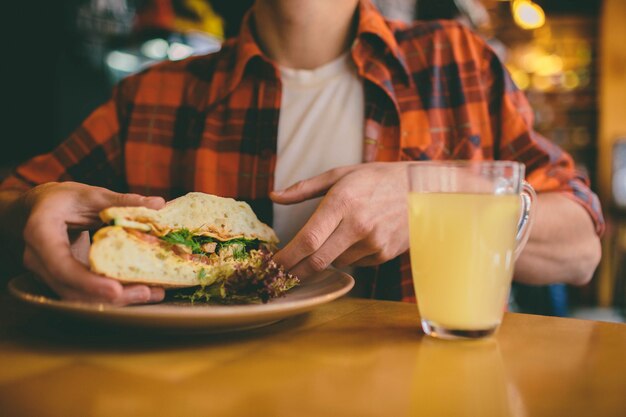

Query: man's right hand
[20,182,166,305]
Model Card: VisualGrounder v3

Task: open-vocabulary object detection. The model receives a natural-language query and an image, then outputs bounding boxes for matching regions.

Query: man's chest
[121,79,493,201]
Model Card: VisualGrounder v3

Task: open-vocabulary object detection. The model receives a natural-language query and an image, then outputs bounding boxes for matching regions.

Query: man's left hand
[270,162,410,278]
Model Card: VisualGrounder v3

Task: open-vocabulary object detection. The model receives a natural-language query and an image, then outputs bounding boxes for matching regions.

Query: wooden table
[1,292,625,417]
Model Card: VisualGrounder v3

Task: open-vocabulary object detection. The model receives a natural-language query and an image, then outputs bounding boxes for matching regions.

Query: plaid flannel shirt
[1,0,604,302]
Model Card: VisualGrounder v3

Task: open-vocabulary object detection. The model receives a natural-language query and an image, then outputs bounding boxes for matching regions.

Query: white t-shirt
[273,53,364,246]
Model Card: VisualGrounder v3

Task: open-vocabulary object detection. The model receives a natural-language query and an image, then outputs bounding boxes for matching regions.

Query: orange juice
[408,192,520,330]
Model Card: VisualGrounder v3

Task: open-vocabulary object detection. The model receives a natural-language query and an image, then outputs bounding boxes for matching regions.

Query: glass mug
[407,161,535,339]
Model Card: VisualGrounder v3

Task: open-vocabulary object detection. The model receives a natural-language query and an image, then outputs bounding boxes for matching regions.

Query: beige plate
[8,270,354,333]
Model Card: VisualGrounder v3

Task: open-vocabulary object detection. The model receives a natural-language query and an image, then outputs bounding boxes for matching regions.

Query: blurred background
[2,0,625,322]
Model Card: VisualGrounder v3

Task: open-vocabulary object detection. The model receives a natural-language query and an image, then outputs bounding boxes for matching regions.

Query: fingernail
[272,190,284,196]
[145,196,166,208]
[148,288,165,303]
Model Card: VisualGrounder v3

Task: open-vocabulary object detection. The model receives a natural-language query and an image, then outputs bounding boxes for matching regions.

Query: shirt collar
[353,0,410,78]
[212,0,410,105]
[209,10,270,105]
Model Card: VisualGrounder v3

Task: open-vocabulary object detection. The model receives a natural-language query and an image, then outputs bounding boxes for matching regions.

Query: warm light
[510,69,531,90]
[535,54,563,77]
[519,46,545,73]
[512,0,546,30]
[575,43,592,67]
[531,74,552,91]
[562,70,581,90]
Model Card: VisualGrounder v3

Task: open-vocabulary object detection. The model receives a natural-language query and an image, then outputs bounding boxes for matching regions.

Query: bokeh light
[512,0,546,30]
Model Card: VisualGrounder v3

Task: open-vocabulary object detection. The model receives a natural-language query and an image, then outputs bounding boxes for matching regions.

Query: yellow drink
[408,192,520,331]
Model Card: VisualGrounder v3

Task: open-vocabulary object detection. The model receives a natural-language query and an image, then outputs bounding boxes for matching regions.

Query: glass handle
[514,181,536,260]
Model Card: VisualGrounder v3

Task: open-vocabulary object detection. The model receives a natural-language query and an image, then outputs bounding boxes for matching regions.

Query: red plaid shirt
[1,0,604,302]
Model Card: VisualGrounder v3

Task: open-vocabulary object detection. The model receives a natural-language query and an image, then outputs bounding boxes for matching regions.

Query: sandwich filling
[120,226,299,304]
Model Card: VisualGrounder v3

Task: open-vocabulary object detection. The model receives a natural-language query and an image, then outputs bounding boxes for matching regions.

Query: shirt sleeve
[0,78,135,193]
[479,37,605,236]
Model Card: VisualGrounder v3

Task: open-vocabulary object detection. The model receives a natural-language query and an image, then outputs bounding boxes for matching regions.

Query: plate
[8,270,354,333]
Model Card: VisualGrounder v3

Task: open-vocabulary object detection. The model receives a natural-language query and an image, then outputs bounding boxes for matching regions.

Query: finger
[60,188,166,229]
[25,245,122,302]
[288,221,357,278]
[41,255,159,305]
[343,238,398,268]
[110,193,165,210]
[105,286,164,306]
[23,245,71,294]
[352,253,389,267]
[147,287,166,303]
[45,255,125,301]
[273,198,344,270]
[270,165,360,204]
[42,236,163,305]
[332,242,377,269]
[94,189,166,211]
[25,223,129,303]
[114,285,154,306]
[31,245,163,306]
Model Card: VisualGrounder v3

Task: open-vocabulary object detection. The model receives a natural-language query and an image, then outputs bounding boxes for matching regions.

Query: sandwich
[89,192,299,303]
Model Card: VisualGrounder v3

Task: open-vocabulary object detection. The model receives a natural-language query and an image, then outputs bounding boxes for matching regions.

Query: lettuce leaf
[175,250,299,304]
[160,229,260,258]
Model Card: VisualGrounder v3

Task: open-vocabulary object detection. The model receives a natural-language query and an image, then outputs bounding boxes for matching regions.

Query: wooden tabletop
[1,292,625,417]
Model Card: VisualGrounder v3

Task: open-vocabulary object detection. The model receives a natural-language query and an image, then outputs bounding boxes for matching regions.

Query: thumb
[270,166,358,205]
[92,189,166,211]
[47,184,167,229]
[108,192,166,210]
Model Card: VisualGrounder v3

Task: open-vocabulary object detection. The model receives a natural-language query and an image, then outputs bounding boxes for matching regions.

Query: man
[0,0,603,305]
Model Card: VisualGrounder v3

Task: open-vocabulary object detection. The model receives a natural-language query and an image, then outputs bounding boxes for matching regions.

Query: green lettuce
[175,251,299,304]
[160,229,259,258]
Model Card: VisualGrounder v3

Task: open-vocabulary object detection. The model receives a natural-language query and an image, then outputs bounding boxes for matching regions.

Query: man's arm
[515,192,601,286]
[476,27,604,285]
[270,164,602,286]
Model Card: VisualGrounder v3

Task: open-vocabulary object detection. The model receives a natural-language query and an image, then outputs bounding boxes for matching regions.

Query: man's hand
[20,182,166,305]
[271,163,410,278]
